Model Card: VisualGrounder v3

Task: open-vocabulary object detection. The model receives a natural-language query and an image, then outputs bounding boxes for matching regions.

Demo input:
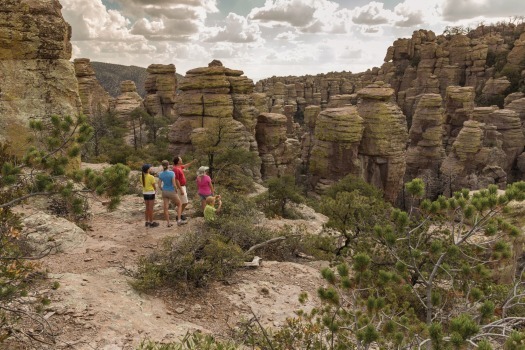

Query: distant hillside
[90,61,148,97]
[90,62,184,98]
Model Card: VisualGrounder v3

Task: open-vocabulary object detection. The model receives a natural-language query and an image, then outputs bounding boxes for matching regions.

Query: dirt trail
[24,194,325,349]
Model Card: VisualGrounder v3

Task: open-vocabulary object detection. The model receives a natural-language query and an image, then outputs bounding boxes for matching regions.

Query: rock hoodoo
[255,113,301,179]
[405,93,445,199]
[170,60,263,179]
[74,58,112,118]
[356,82,408,203]
[144,64,177,120]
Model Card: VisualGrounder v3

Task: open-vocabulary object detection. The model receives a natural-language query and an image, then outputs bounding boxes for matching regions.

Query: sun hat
[141,164,152,173]
[197,166,209,175]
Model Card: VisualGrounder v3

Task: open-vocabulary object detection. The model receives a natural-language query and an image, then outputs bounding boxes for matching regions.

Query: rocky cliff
[144,64,177,120]
[0,0,81,143]
[74,58,112,118]
[170,60,264,179]
[253,23,525,200]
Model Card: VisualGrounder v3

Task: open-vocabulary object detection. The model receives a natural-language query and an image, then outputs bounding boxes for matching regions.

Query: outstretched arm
[183,159,197,168]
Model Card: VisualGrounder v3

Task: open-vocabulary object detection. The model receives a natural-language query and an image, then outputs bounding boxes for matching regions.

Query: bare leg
[163,198,170,225]
[175,198,182,221]
[146,200,154,222]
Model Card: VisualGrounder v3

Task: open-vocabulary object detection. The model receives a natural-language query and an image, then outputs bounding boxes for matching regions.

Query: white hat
[197,166,209,175]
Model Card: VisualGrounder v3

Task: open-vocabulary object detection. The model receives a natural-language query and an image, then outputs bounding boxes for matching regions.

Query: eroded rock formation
[144,64,177,119]
[405,94,445,199]
[74,58,112,118]
[170,61,262,179]
[0,0,81,141]
[306,82,408,202]
[357,83,408,203]
[256,113,301,178]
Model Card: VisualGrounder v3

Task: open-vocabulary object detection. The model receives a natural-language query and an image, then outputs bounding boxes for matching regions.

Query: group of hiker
[140,156,222,228]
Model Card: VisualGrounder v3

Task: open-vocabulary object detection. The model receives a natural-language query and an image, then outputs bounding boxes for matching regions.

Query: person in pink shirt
[196,166,214,210]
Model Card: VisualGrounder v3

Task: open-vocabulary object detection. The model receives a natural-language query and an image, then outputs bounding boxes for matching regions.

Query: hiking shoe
[181,215,188,220]
[177,219,188,226]
[150,222,160,227]
[145,222,151,227]
[167,223,174,227]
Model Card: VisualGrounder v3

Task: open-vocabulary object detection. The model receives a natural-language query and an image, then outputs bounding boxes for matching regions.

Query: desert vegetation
[133,176,525,349]
[0,115,131,345]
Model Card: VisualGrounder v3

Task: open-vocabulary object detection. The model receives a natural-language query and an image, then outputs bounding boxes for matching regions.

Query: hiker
[204,195,222,222]
[157,160,187,227]
[196,166,214,211]
[172,156,196,219]
[141,164,159,228]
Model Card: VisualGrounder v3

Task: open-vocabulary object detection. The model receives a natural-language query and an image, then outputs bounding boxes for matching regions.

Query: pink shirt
[196,175,212,196]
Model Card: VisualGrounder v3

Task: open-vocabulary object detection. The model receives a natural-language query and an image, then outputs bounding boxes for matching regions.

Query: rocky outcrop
[256,113,301,178]
[0,0,81,141]
[308,107,364,192]
[170,61,261,179]
[405,94,445,199]
[256,23,525,124]
[472,107,525,175]
[441,120,508,194]
[144,64,177,119]
[113,80,143,120]
[506,96,525,128]
[443,86,475,151]
[74,58,112,118]
[356,82,408,203]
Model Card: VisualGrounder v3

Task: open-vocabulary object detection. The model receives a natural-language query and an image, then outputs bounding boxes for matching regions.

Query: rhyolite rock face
[114,80,143,120]
[308,107,364,192]
[303,83,408,202]
[144,64,177,119]
[405,93,445,199]
[441,120,508,194]
[170,60,262,179]
[0,0,81,141]
[256,113,301,178]
[74,58,112,118]
[356,82,408,203]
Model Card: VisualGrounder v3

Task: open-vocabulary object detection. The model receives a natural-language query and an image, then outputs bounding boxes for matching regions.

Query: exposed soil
[9,192,327,350]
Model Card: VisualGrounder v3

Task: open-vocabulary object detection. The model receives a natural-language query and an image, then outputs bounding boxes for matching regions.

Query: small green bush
[138,332,239,350]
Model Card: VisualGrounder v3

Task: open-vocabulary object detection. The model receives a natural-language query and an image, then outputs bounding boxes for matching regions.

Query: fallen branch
[245,234,301,254]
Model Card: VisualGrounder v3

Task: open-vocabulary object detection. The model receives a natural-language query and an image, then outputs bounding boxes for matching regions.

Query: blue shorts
[199,193,213,201]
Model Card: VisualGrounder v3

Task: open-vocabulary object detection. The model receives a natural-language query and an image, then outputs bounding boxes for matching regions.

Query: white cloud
[205,13,262,43]
[248,0,316,27]
[248,0,351,34]
[393,0,442,27]
[113,0,219,18]
[60,0,139,41]
[339,47,362,60]
[441,0,525,21]
[130,17,201,41]
[351,1,397,25]
[275,30,299,41]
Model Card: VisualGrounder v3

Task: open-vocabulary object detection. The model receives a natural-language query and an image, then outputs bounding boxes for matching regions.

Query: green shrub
[257,175,304,219]
[138,332,239,350]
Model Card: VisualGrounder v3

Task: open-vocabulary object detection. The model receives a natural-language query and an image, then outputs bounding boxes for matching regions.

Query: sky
[58,0,525,81]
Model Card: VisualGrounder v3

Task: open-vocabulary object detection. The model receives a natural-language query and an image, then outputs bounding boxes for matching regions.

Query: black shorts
[143,194,155,201]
